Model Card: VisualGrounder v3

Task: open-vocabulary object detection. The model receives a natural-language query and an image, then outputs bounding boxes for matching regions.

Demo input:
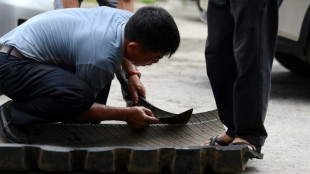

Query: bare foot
[204,133,233,146]
[232,138,256,151]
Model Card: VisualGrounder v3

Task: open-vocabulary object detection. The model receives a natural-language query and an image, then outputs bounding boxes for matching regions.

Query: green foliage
[83,0,97,3]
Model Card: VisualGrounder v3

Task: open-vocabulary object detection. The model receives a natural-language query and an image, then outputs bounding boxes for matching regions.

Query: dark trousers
[0,52,111,125]
[78,0,118,7]
[205,0,282,146]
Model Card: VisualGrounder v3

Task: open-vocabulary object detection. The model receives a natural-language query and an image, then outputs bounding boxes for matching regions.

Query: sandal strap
[209,135,229,146]
[231,142,258,152]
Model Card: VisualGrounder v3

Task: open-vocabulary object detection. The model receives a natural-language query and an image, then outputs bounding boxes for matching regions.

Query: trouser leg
[96,0,118,7]
[205,0,281,146]
[205,0,236,139]
[95,81,111,104]
[230,0,280,146]
[0,55,95,125]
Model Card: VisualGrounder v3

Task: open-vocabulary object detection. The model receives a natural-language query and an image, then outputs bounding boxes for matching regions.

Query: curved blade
[157,108,193,124]
[116,70,193,124]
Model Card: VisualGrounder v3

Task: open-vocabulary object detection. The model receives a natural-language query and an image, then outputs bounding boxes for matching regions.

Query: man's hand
[127,74,146,104]
[126,106,160,130]
[121,58,146,104]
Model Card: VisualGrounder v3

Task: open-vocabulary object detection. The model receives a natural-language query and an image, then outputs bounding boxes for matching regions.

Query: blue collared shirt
[0,6,132,95]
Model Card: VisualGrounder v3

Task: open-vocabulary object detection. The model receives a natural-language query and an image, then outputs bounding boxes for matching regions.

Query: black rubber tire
[275,52,310,75]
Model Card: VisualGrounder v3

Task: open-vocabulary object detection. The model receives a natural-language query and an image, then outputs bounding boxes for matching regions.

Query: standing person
[54,0,134,12]
[0,6,180,144]
[204,0,282,155]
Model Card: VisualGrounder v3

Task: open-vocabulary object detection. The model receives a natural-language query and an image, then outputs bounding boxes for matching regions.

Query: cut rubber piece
[27,110,224,147]
[116,70,193,124]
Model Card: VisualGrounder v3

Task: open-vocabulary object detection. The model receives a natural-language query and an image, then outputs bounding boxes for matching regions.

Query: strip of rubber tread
[0,143,252,173]
[0,110,261,173]
[27,110,223,147]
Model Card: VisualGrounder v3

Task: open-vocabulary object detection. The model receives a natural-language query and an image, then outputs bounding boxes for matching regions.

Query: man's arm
[117,0,145,105]
[77,102,159,129]
[121,58,146,104]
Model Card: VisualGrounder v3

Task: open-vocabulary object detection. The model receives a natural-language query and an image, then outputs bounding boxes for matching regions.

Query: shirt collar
[121,22,126,53]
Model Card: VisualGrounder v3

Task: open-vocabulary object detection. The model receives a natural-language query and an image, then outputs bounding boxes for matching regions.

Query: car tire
[275,52,310,75]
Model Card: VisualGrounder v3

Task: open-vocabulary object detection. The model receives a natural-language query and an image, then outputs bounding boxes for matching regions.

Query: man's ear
[127,41,140,54]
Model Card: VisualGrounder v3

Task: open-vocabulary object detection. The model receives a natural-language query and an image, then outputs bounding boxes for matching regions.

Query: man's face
[126,42,164,66]
[129,51,163,66]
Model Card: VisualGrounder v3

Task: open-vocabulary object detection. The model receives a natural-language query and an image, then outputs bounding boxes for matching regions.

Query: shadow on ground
[271,71,310,101]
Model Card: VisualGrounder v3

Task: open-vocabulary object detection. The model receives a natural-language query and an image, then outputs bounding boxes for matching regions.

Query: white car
[276,0,310,74]
[0,0,53,37]
[0,0,53,95]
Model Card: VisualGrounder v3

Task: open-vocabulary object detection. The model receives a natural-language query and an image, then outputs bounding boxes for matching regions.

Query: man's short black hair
[125,6,180,57]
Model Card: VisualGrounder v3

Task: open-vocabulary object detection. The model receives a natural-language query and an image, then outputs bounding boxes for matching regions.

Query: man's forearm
[77,102,160,130]
[122,58,137,73]
[77,102,130,122]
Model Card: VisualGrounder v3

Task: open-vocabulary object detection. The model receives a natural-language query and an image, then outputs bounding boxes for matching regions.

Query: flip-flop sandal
[230,142,263,159]
[208,135,229,146]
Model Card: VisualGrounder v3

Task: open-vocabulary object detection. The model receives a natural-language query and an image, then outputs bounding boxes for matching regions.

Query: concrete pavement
[112,1,310,173]
[1,0,309,173]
